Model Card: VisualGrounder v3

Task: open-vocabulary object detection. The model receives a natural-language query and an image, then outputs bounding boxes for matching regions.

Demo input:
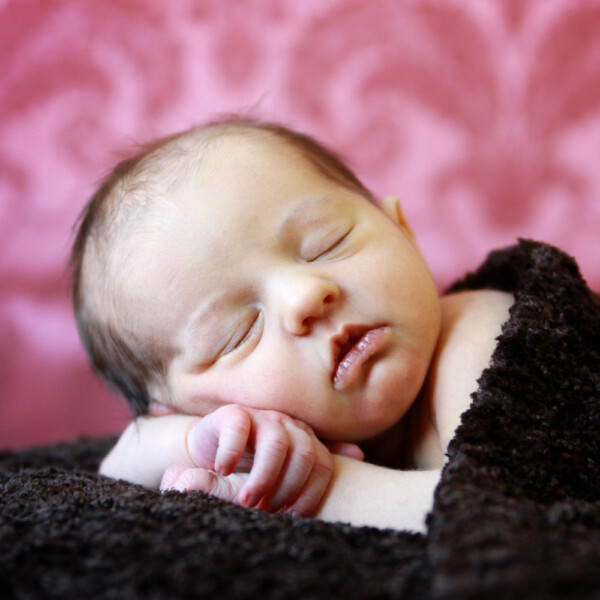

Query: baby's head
[72,118,441,441]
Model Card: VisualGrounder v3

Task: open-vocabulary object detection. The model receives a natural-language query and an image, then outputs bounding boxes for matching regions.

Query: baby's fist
[165,404,362,518]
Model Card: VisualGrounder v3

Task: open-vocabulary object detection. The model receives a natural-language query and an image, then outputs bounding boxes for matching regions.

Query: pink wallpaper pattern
[1,0,599,448]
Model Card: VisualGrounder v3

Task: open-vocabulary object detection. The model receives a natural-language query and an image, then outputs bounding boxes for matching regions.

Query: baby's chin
[313,410,406,444]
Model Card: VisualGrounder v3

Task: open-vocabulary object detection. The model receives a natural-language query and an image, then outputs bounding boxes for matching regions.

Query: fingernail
[243,494,261,508]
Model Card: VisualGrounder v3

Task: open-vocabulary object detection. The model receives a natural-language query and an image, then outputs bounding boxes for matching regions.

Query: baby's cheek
[253,371,311,417]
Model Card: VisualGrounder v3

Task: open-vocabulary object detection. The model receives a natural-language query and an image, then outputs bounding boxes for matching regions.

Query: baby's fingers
[284,457,333,518]
[237,420,289,508]
[160,464,193,491]
[161,464,248,503]
[324,441,364,461]
[188,405,252,475]
[260,421,317,512]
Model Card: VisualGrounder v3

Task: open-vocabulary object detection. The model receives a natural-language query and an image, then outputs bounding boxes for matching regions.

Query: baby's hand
[161,405,363,518]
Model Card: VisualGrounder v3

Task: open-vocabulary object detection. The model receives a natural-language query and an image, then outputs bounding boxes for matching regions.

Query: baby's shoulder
[430,289,514,451]
[440,289,514,338]
[436,289,514,386]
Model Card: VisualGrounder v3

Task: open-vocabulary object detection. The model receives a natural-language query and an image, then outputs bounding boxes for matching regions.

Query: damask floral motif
[1,0,186,447]
[1,0,183,178]
[190,0,289,89]
[284,0,600,234]
[1,0,599,448]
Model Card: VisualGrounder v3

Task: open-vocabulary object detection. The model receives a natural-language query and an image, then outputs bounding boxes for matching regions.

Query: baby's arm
[165,449,440,532]
[101,409,438,531]
[315,455,440,532]
[100,405,362,518]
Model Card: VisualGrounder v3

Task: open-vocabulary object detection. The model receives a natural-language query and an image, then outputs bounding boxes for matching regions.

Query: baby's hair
[70,116,374,416]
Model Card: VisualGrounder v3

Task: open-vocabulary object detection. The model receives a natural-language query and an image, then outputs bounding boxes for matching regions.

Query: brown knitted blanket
[1,240,599,599]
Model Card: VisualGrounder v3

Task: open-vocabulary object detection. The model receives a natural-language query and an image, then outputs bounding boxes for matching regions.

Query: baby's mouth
[331,325,390,390]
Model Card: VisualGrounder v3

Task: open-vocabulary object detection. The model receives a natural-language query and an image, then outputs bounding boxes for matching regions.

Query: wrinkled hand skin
[99,407,436,530]
[160,405,364,518]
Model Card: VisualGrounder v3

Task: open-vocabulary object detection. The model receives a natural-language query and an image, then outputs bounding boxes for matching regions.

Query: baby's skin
[98,130,513,531]
[106,405,363,518]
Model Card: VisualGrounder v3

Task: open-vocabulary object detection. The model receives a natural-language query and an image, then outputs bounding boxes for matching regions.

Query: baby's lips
[332,326,390,390]
[330,325,372,377]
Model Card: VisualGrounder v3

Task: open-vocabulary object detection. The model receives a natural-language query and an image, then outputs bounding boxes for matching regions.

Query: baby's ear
[381,195,416,241]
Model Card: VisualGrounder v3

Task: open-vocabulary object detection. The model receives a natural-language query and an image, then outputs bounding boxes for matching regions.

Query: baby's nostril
[300,315,314,332]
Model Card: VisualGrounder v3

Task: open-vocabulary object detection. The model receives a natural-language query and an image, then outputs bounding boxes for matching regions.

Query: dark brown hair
[70,116,374,416]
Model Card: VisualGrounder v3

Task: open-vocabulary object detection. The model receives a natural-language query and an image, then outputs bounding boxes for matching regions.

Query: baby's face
[132,134,441,441]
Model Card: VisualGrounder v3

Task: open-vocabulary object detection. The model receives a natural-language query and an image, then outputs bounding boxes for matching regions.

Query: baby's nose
[282,276,339,336]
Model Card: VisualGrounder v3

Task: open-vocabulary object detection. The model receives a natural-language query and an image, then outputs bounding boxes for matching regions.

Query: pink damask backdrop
[1,0,600,449]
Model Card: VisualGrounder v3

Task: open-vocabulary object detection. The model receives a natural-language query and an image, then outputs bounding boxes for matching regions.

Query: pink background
[2,0,600,449]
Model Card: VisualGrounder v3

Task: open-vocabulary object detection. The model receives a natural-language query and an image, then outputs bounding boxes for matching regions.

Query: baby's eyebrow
[278,195,338,238]
[180,295,226,358]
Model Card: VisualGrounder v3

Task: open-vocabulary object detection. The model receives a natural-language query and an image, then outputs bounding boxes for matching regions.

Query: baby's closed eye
[302,224,354,262]
[221,309,263,356]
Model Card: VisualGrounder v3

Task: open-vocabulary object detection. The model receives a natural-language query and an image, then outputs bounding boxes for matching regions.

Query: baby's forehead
[117,127,364,276]
[151,132,316,218]
[130,129,302,218]
[166,127,299,175]
[125,132,347,279]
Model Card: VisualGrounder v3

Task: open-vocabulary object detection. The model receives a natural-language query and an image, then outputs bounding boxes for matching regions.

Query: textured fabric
[2,0,600,448]
[1,241,598,599]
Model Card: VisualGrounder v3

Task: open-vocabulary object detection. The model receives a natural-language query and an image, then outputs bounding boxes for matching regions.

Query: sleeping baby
[71,118,512,531]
